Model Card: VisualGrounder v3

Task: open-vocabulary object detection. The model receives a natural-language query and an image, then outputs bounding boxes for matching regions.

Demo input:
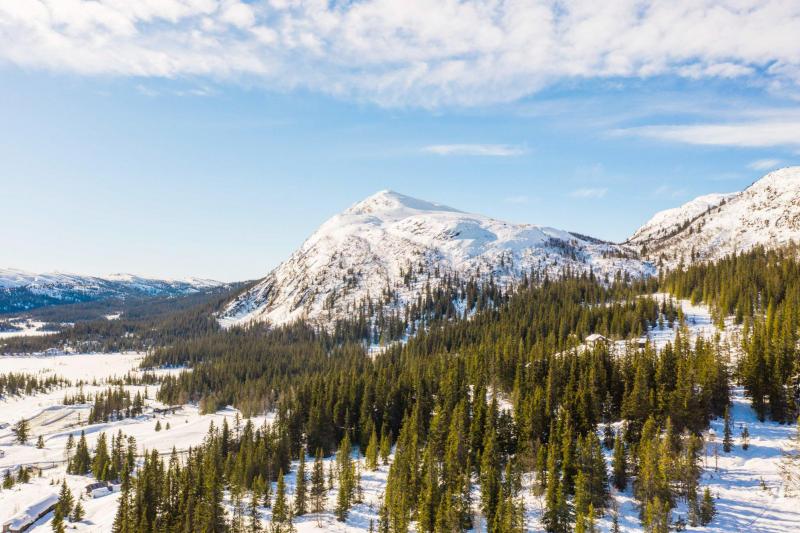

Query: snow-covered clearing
[0,320,58,339]
[0,351,268,532]
[599,296,799,532]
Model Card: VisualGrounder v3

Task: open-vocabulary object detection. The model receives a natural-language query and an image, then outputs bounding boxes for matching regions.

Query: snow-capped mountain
[627,167,800,264]
[221,190,653,327]
[628,192,735,244]
[0,268,222,313]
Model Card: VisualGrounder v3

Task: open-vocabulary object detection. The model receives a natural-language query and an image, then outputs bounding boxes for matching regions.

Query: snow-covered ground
[0,320,58,339]
[599,297,797,532]
[0,351,268,532]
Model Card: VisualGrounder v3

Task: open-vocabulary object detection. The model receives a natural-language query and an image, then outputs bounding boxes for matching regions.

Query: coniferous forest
[25,246,798,532]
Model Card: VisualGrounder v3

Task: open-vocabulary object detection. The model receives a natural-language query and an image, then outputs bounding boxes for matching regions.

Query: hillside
[628,167,800,265]
[0,268,221,314]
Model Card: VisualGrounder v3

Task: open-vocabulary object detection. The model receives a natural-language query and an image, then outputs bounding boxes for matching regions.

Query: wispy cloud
[748,158,783,170]
[614,119,800,148]
[422,144,527,157]
[570,188,608,199]
[1,2,800,107]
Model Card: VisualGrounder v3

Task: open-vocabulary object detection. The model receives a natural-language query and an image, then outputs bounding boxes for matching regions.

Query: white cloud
[2,1,800,106]
[614,117,800,148]
[422,144,527,156]
[748,158,783,170]
[570,187,608,199]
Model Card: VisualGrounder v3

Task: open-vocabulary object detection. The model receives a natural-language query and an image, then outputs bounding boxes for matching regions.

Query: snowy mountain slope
[0,268,222,313]
[628,192,735,244]
[221,190,653,327]
[627,167,800,265]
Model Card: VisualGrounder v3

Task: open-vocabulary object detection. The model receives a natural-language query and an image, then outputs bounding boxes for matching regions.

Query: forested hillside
[119,255,748,532]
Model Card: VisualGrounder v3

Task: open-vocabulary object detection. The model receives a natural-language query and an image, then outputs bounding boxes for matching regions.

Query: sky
[1,1,800,282]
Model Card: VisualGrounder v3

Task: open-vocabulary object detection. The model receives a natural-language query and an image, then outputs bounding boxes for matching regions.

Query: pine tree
[295,450,307,516]
[699,487,715,525]
[92,432,111,481]
[722,406,733,453]
[272,469,290,533]
[335,434,355,522]
[70,431,91,475]
[379,427,392,465]
[479,428,501,527]
[249,490,262,533]
[37,435,45,449]
[13,418,29,444]
[53,480,74,532]
[741,425,750,450]
[311,448,326,516]
[543,438,570,533]
[365,428,379,470]
[611,431,626,491]
[71,500,85,522]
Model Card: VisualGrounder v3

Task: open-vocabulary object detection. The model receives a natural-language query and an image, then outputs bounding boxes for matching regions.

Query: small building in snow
[2,493,58,532]
[585,333,610,347]
[85,481,111,498]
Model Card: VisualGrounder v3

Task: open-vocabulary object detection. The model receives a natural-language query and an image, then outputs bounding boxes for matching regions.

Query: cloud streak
[748,158,783,170]
[2,1,800,107]
[615,120,800,148]
[422,144,527,157]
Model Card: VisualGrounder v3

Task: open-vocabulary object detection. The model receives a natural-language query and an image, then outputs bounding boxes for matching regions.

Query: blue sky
[1,1,799,281]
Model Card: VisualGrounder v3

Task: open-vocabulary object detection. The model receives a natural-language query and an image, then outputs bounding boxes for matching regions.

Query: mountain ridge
[0,268,223,314]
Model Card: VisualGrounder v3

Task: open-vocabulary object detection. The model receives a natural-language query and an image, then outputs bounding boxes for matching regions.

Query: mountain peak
[344,190,462,216]
[630,166,800,264]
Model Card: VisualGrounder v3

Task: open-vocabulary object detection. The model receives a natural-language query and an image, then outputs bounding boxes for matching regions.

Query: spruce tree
[249,490,262,533]
[699,487,715,525]
[365,428,379,470]
[13,418,29,444]
[741,425,750,450]
[272,469,290,533]
[722,406,733,453]
[611,431,626,491]
[311,448,326,515]
[71,500,85,522]
[295,450,307,516]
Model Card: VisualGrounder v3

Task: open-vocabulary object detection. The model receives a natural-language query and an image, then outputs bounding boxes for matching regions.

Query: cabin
[85,481,111,498]
[585,333,610,347]
[2,493,58,533]
[152,405,182,415]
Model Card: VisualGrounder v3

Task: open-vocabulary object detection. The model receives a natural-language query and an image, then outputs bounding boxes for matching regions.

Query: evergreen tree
[272,470,291,533]
[365,428,379,470]
[295,450,307,516]
[741,425,750,450]
[71,500,85,522]
[611,431,626,491]
[335,434,355,521]
[37,435,45,449]
[13,418,29,444]
[723,406,733,453]
[699,487,716,525]
[249,490,262,533]
[311,448,326,515]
